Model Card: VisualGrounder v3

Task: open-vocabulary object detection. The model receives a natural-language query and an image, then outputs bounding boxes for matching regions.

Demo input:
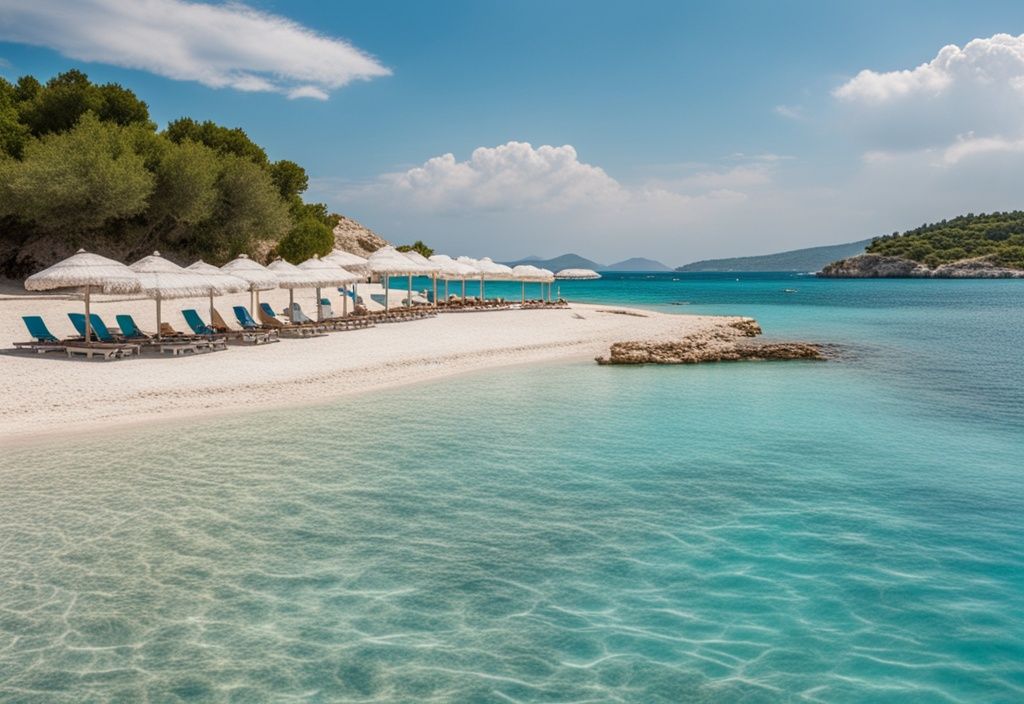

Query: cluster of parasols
[23,246,575,344]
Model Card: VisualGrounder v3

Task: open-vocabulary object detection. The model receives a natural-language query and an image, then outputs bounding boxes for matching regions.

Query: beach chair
[12,316,67,354]
[210,307,277,344]
[257,303,325,337]
[65,313,140,359]
[316,298,373,331]
[115,314,154,341]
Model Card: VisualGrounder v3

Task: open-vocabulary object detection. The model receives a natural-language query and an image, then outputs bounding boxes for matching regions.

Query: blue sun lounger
[115,314,153,340]
[233,306,263,330]
[182,309,217,336]
[13,316,66,354]
[62,313,140,360]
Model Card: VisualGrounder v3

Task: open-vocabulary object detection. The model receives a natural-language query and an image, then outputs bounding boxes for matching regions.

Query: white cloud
[384,142,625,212]
[833,33,1024,151]
[774,104,804,120]
[0,0,390,99]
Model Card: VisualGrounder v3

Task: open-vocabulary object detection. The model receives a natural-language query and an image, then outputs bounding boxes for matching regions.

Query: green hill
[676,239,871,272]
[865,212,1024,268]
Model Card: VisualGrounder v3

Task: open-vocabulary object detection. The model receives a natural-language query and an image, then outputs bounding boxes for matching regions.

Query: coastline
[0,288,740,444]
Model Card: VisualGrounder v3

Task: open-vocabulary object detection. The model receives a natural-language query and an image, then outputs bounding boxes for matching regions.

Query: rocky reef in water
[595,318,828,365]
[819,254,1024,278]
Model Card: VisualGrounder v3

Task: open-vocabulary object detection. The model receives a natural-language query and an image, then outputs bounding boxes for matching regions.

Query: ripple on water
[1,296,1024,702]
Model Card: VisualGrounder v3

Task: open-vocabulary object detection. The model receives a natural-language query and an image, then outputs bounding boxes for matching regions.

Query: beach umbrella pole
[385,276,390,313]
[343,285,348,316]
[407,274,412,308]
[156,296,162,340]
[209,292,215,330]
[432,274,437,307]
[521,281,525,304]
[83,286,92,345]
[316,287,322,321]
[461,279,466,303]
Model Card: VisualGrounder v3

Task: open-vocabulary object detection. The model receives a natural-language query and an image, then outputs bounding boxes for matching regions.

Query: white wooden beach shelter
[24,249,141,345]
[129,252,232,338]
[185,260,249,326]
[221,254,279,315]
[298,255,360,320]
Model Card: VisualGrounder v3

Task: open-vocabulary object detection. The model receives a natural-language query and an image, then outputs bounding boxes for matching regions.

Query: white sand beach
[0,286,737,443]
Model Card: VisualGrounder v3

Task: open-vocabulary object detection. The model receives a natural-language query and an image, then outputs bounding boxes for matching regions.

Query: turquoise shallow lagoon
[1,274,1023,702]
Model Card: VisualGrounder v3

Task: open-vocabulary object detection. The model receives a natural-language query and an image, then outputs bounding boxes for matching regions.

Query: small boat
[783,288,798,293]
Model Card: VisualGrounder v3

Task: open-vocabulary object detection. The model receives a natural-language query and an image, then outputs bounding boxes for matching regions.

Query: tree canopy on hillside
[0,70,337,276]
[867,211,1024,269]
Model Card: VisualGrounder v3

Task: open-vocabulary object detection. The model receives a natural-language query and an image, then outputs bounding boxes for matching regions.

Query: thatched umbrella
[429,254,476,304]
[512,264,550,303]
[221,254,279,314]
[129,252,228,339]
[400,250,442,306]
[298,255,360,320]
[367,246,421,312]
[185,260,249,325]
[267,258,323,319]
[455,256,483,302]
[324,249,370,310]
[475,257,514,302]
[538,268,555,301]
[24,249,141,345]
[555,268,601,280]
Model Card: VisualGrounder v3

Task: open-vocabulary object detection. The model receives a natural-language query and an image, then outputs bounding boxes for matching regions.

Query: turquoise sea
[1,273,1022,702]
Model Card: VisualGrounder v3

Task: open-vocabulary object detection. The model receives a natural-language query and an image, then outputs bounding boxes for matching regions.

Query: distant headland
[820,212,1024,278]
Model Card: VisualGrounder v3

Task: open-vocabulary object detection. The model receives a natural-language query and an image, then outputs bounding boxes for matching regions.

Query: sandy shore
[0,286,739,443]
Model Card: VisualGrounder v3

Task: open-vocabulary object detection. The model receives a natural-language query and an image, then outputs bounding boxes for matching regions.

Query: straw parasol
[512,264,552,303]
[456,256,483,302]
[538,268,555,301]
[221,254,279,314]
[555,268,601,280]
[430,254,479,302]
[129,252,228,338]
[400,250,442,306]
[324,249,370,311]
[267,258,324,319]
[24,249,141,345]
[298,255,360,320]
[474,257,514,302]
[366,246,423,312]
[186,260,250,326]
[324,249,370,274]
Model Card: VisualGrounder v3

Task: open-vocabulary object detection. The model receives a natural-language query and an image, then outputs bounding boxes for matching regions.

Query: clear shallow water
[1,274,1023,702]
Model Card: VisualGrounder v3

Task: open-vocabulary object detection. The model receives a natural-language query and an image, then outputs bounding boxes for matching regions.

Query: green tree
[194,154,290,259]
[396,240,434,258]
[148,139,220,225]
[270,159,308,201]
[276,215,334,263]
[0,112,154,232]
[165,117,268,165]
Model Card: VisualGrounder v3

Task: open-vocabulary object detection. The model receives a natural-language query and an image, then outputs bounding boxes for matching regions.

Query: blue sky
[3,1,1024,264]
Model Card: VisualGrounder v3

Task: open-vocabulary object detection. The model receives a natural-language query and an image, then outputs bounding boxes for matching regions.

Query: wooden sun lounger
[64,342,140,360]
[210,308,278,344]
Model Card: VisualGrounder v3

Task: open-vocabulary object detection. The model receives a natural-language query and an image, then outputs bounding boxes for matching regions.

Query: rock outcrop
[819,254,1024,278]
[332,215,389,257]
[595,318,827,365]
